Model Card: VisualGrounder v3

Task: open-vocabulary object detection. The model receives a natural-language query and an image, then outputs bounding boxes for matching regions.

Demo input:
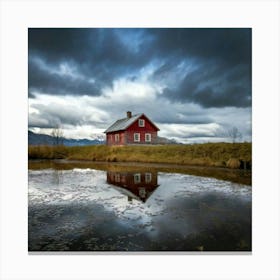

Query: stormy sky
[28,28,252,143]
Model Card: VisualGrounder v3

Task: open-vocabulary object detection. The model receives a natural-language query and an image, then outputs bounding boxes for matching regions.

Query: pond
[28,160,252,252]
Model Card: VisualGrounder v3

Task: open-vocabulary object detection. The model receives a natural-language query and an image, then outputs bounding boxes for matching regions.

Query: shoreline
[28,159,252,186]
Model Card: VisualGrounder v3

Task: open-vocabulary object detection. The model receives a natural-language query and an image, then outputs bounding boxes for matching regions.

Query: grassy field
[28,143,251,170]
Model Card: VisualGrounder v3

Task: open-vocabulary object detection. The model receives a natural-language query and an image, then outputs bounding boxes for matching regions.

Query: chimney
[127,111,132,118]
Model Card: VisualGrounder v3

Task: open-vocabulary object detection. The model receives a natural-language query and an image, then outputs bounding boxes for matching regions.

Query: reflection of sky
[29,168,251,211]
[29,169,251,238]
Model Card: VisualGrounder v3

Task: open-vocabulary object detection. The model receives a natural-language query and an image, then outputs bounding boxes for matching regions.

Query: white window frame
[115,174,120,182]
[145,133,151,142]
[145,173,152,183]
[138,187,146,198]
[115,134,119,142]
[138,119,145,127]
[134,173,141,184]
[134,133,140,142]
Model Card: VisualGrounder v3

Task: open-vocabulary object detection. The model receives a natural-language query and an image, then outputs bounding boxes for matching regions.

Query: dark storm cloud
[162,61,251,108]
[28,28,91,62]
[150,28,251,64]
[28,29,106,96]
[29,28,152,66]
[28,28,154,96]
[149,28,252,108]
[29,28,251,108]
[28,57,101,96]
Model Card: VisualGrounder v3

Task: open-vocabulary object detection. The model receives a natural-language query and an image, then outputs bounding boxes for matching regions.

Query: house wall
[125,115,158,144]
[125,131,157,144]
[107,171,158,187]
[106,115,159,145]
[106,131,125,145]
[107,171,159,202]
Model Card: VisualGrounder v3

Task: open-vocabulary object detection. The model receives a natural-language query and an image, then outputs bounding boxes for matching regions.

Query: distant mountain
[28,130,105,146]
[156,136,180,144]
[28,130,54,145]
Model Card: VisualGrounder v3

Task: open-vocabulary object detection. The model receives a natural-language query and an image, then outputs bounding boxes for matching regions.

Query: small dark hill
[28,131,105,146]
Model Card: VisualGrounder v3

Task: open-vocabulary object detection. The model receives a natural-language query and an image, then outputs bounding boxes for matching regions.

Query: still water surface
[28,162,251,252]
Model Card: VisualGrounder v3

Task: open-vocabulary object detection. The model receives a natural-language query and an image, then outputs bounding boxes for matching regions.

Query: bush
[226,158,241,169]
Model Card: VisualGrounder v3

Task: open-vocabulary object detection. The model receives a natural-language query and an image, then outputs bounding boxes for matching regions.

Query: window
[134,133,140,142]
[115,174,120,182]
[145,173,152,183]
[115,134,119,142]
[138,187,146,198]
[145,133,151,142]
[134,173,141,183]
[138,119,145,127]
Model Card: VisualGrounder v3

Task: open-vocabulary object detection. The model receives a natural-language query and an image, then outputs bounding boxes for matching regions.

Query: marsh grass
[28,143,251,169]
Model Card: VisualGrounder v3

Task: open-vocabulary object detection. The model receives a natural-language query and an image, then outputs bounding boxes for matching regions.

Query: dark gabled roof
[104,113,159,133]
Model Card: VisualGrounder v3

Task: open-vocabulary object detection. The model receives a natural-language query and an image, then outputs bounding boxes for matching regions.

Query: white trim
[115,133,119,142]
[134,133,140,142]
[138,187,146,198]
[145,173,152,183]
[138,119,145,127]
[115,174,120,182]
[145,133,151,142]
[133,173,141,184]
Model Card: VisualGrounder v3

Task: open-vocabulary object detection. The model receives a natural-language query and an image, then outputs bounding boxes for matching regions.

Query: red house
[104,111,160,145]
[107,171,159,202]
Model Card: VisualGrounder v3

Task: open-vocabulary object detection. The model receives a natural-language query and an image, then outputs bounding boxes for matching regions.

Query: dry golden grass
[28,142,252,170]
[226,158,241,169]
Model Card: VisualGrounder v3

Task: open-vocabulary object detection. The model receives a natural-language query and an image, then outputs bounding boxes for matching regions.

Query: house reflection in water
[107,171,159,202]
